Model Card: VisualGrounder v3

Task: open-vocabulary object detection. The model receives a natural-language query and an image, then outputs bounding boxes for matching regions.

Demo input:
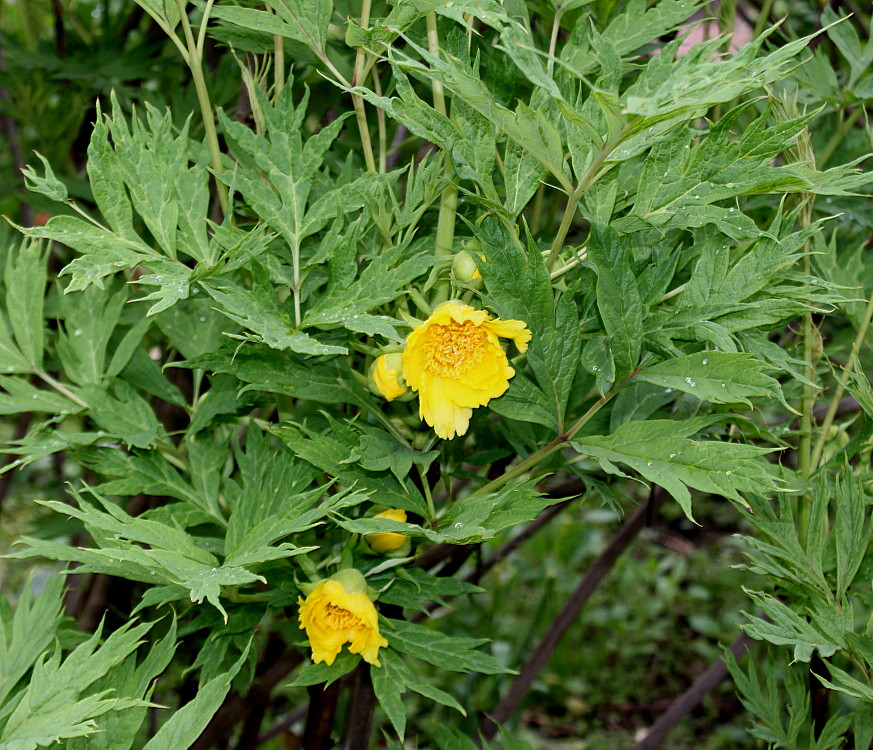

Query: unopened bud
[368,353,408,402]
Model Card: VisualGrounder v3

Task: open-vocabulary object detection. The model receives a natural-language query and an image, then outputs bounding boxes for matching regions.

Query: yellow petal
[483,317,532,353]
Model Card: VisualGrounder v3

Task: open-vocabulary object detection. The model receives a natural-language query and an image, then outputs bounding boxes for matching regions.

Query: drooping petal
[483,317,532,353]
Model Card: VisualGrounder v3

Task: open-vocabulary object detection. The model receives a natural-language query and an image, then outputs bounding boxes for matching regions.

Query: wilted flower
[402,301,531,440]
[369,352,408,401]
[366,508,408,554]
[298,569,388,667]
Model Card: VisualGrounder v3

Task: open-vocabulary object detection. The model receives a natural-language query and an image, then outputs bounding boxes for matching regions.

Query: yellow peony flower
[366,508,408,553]
[369,353,408,401]
[298,569,388,667]
[402,301,531,440]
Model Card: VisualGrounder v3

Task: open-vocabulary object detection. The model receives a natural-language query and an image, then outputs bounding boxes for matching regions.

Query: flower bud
[368,353,408,401]
[452,250,482,282]
[366,508,408,554]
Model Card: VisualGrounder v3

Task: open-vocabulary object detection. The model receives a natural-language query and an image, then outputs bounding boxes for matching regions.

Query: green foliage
[1,0,872,747]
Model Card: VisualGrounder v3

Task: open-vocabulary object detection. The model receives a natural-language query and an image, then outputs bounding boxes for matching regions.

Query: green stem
[372,63,387,173]
[33,368,90,410]
[546,125,630,269]
[428,12,458,303]
[797,201,817,547]
[135,0,190,63]
[425,13,447,116]
[274,35,285,95]
[418,464,436,521]
[549,248,586,280]
[753,0,776,39]
[174,0,228,217]
[659,282,688,304]
[530,183,546,234]
[197,0,216,56]
[547,10,561,77]
[809,287,873,472]
[819,108,863,169]
[351,0,377,173]
[470,382,626,497]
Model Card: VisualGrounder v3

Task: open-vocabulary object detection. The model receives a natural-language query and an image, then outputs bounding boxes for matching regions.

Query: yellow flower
[402,301,531,440]
[366,508,408,553]
[369,352,408,401]
[298,569,388,667]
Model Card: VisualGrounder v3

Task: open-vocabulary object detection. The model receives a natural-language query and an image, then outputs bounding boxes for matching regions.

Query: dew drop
[721,383,726,388]
[198,315,206,322]
[646,461,653,467]
[112,261,124,267]
[685,377,696,387]
[728,208,735,213]
[725,470,732,476]
[702,358,708,365]
[669,453,677,459]
[454,522,464,530]
[665,388,673,393]
[74,329,82,336]
[591,365,599,371]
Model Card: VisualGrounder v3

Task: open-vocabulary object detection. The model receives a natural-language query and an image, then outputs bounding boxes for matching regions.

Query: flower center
[423,321,486,379]
[323,603,364,631]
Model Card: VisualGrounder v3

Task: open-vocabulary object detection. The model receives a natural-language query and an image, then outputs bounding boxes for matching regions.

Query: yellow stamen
[422,321,486,378]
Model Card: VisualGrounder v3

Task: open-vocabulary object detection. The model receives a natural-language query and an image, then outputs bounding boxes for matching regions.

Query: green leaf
[741,590,842,663]
[582,335,615,396]
[274,421,429,517]
[0,312,29,374]
[213,0,332,54]
[56,285,127,385]
[0,574,65,708]
[371,654,407,739]
[386,620,511,675]
[173,347,353,404]
[832,471,868,600]
[141,644,250,750]
[478,218,578,430]
[635,351,792,411]
[288,651,360,688]
[87,448,221,521]
[0,377,82,416]
[341,430,438,483]
[573,417,778,520]
[202,282,347,356]
[87,101,137,239]
[483,373,557,431]
[4,240,47,368]
[81,379,161,449]
[815,662,873,703]
[20,215,153,292]
[588,224,643,379]
[20,152,68,202]
[372,650,467,740]
[0,619,153,750]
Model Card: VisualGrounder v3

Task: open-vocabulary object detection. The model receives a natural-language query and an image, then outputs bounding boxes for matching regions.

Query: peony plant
[0,1,871,749]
